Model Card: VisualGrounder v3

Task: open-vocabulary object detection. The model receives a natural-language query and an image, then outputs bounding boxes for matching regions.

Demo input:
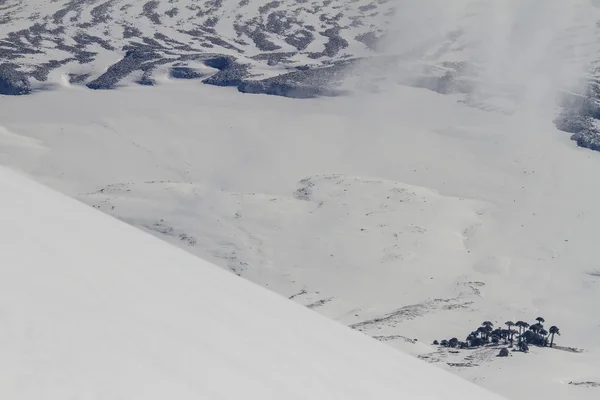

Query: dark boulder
[497,348,510,357]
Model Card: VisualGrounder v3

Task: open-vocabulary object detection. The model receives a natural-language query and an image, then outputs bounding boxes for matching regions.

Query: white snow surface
[2,82,600,400]
[0,166,507,400]
[4,1,600,399]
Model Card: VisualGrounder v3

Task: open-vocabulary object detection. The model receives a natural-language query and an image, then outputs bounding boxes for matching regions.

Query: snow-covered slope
[0,0,392,96]
[0,165,507,399]
[4,0,600,148]
[3,2,600,399]
[2,83,600,400]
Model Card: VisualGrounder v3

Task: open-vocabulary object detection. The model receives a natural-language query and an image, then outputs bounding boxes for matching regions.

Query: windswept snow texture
[0,166,508,400]
[349,0,600,151]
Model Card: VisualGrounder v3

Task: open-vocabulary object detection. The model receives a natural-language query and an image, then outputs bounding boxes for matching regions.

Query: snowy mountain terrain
[3,1,600,399]
[0,0,392,96]
[2,82,600,400]
[3,0,600,148]
[0,165,510,399]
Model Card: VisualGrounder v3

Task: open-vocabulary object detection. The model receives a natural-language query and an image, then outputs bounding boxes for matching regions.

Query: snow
[3,1,600,399]
[2,82,600,400]
[0,0,389,88]
[0,166,506,400]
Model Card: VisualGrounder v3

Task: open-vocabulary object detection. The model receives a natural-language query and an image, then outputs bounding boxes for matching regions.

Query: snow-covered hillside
[3,2,600,399]
[3,1,600,147]
[0,0,392,96]
[0,165,508,399]
[2,83,600,400]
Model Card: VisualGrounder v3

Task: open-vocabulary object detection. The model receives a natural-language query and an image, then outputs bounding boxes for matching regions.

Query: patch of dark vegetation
[248,30,281,51]
[355,32,380,51]
[179,232,197,246]
[136,75,155,86]
[288,289,307,300]
[87,48,162,90]
[265,11,295,35]
[349,16,364,28]
[555,111,600,151]
[90,0,114,25]
[189,0,220,17]
[0,63,30,95]
[306,297,333,309]
[141,0,161,25]
[251,51,296,66]
[373,335,417,344]
[294,178,315,201]
[284,29,314,51]
[319,12,343,24]
[122,25,142,39]
[319,27,349,58]
[202,61,249,87]
[447,362,478,368]
[170,67,204,79]
[203,55,235,71]
[568,381,600,387]
[238,61,351,98]
[435,318,562,358]
[259,1,282,14]
[204,36,242,52]
[142,221,197,246]
[68,73,91,84]
[204,16,219,28]
[31,59,74,81]
[142,37,163,48]
[71,50,97,64]
[233,17,286,52]
[52,1,78,25]
[73,32,114,51]
[554,85,600,151]
[359,3,378,12]
[165,7,178,18]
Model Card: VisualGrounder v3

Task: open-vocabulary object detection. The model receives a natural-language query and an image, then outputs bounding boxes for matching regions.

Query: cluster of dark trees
[434,318,561,354]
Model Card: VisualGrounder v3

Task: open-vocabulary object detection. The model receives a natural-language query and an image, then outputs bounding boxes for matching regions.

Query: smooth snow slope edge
[0,166,506,400]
